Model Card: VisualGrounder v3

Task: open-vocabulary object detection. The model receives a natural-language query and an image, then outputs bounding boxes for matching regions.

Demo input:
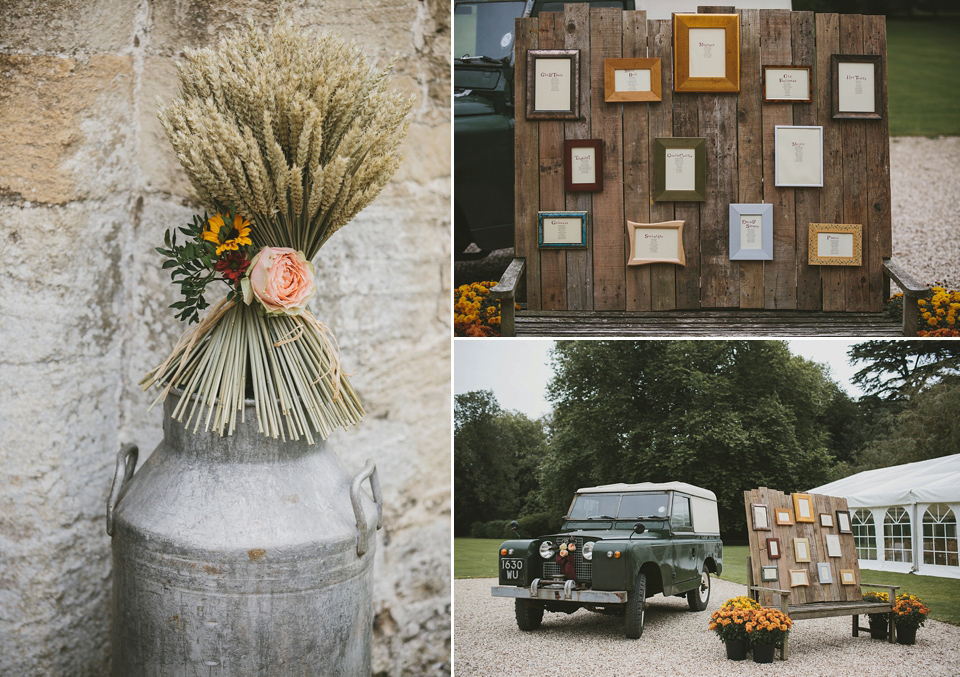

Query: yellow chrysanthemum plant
[141,19,413,443]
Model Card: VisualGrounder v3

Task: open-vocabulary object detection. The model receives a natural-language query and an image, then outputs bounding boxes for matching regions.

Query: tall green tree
[541,341,838,537]
[849,340,960,400]
[453,390,548,536]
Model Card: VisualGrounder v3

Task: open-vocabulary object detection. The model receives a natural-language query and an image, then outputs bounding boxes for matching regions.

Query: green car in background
[453,0,634,258]
[491,482,723,638]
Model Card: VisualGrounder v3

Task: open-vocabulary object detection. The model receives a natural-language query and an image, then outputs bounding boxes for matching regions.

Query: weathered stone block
[0,55,134,204]
[138,56,197,197]
[0,0,137,54]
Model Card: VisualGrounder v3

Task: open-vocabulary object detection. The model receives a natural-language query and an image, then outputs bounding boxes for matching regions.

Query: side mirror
[509,520,520,533]
[633,522,646,535]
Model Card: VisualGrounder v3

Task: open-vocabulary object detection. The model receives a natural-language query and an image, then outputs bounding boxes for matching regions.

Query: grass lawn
[887,19,960,136]
[455,539,960,626]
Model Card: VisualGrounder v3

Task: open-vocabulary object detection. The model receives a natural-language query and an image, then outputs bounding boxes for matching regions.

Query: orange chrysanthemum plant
[744,607,792,647]
[454,281,518,337]
[893,593,930,630]
[886,285,960,337]
[708,597,758,643]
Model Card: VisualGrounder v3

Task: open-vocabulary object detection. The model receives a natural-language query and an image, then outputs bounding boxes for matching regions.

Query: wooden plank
[647,19,677,310]
[538,12,566,311]
[737,8,764,309]
[698,91,739,307]
[760,10,796,309]
[864,14,892,311]
[514,18,541,309]
[672,88,700,310]
[840,14,870,311]
[816,14,844,311]
[623,10,651,311]
[791,10,822,311]
[564,3,593,311]
[590,8,625,310]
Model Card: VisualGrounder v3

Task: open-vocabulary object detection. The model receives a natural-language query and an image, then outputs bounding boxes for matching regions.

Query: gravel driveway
[454,577,960,676]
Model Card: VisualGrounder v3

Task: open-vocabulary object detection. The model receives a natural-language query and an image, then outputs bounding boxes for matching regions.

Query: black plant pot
[752,642,776,663]
[897,625,918,645]
[868,615,889,640]
[725,639,748,661]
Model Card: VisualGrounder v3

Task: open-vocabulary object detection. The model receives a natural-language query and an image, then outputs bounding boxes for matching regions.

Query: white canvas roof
[808,453,960,507]
[577,482,717,502]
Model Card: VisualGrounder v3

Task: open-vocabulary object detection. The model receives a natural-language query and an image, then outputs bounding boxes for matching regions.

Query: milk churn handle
[351,459,383,558]
[106,444,139,537]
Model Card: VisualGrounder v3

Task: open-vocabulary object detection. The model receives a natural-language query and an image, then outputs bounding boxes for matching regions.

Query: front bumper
[492,579,628,604]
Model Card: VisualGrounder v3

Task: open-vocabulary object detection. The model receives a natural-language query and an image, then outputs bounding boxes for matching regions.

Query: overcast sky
[454,339,865,419]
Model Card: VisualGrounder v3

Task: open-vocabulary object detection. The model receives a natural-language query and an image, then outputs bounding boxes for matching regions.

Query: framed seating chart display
[808,223,863,266]
[763,65,812,103]
[673,13,740,92]
[563,139,603,192]
[537,211,588,249]
[832,54,883,120]
[526,49,581,120]
[604,57,662,102]
[729,203,773,260]
[774,125,823,187]
[626,220,685,266]
[654,137,706,202]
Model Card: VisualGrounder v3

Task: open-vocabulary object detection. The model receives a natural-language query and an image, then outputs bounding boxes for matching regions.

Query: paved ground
[454,577,960,677]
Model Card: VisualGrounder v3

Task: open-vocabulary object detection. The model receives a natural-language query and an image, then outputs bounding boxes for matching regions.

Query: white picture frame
[789,569,809,587]
[774,125,823,187]
[817,562,833,584]
[820,513,834,528]
[729,203,773,260]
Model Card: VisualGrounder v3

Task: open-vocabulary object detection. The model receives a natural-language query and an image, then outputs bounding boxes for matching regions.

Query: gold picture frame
[840,569,857,585]
[789,569,810,587]
[808,223,863,266]
[774,508,794,526]
[673,13,740,93]
[793,493,815,523]
[793,537,811,563]
[604,58,663,102]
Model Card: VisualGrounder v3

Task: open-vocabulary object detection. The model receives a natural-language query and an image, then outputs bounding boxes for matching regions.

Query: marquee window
[853,509,877,561]
[883,506,912,563]
[923,504,958,567]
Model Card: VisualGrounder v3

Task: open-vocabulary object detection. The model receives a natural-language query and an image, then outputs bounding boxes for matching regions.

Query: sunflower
[203,212,253,256]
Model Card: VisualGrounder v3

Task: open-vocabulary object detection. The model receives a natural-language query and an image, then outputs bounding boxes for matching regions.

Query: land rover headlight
[581,542,594,561]
[539,541,556,559]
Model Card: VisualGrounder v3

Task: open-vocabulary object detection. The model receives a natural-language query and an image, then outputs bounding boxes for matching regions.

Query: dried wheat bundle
[142,20,412,441]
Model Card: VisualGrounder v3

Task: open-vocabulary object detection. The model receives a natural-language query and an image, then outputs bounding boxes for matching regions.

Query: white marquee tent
[809,454,960,579]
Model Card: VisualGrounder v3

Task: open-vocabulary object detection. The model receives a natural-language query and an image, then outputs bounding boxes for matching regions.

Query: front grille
[542,536,592,583]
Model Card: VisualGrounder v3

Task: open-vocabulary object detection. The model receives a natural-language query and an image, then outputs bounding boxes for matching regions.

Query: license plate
[501,558,524,581]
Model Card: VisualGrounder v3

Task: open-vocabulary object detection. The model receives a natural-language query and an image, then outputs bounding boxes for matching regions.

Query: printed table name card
[837,61,875,113]
[615,68,651,92]
[763,66,811,102]
[688,28,726,78]
[571,149,596,184]
[817,233,854,258]
[664,150,696,191]
[739,215,762,250]
[535,58,571,111]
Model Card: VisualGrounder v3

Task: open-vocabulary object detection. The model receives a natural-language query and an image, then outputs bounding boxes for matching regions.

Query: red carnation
[215,250,251,285]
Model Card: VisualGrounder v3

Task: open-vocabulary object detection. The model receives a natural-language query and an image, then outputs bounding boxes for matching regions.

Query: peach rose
[241,247,316,316]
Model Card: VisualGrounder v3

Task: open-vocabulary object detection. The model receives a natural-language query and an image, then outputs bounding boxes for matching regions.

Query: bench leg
[889,613,897,643]
[781,634,788,661]
[852,614,858,637]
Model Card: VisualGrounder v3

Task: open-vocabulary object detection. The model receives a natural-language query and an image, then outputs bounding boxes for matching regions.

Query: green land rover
[491,482,723,638]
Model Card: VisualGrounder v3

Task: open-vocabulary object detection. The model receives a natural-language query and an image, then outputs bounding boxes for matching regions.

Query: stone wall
[0,1,451,675]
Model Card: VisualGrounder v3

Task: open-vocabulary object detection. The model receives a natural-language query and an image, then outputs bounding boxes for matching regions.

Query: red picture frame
[563,139,603,192]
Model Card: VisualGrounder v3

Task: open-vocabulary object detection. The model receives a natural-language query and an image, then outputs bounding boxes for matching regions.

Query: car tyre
[687,567,711,611]
[624,571,646,639]
[515,599,544,631]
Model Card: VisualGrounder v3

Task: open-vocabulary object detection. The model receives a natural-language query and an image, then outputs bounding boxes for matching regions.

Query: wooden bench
[493,258,930,336]
[746,556,899,660]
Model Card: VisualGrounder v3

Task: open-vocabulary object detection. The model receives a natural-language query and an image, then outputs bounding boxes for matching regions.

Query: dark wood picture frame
[604,57,663,102]
[526,49,581,120]
[673,13,740,93]
[836,510,853,534]
[762,65,812,103]
[832,54,883,120]
[654,137,706,202]
[563,139,603,192]
[766,537,781,559]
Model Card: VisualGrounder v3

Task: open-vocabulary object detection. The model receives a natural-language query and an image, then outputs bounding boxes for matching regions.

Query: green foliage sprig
[156,212,217,324]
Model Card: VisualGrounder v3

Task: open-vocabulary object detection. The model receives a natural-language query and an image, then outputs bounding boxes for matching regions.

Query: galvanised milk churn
[106,392,382,675]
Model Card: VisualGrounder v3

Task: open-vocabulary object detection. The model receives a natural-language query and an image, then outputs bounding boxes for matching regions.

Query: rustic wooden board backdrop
[514,7,892,312]
[744,487,862,606]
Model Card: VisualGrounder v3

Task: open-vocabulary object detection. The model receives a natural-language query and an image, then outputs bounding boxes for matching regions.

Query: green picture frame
[654,137,706,202]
